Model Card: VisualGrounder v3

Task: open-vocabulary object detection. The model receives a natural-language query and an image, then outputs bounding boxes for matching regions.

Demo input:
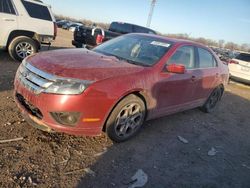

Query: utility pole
[147,0,156,28]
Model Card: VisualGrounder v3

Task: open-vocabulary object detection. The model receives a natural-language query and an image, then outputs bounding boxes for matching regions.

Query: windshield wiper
[97,51,124,61]
[94,50,151,67]
[126,60,151,67]
[110,56,151,67]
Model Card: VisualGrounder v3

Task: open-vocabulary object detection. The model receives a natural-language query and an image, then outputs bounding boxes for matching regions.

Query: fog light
[50,112,80,127]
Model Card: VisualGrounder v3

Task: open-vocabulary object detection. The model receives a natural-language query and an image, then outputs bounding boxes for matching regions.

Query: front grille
[17,62,56,94]
[16,93,43,119]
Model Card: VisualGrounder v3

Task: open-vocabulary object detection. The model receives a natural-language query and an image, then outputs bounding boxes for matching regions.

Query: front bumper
[14,80,105,136]
[22,112,54,133]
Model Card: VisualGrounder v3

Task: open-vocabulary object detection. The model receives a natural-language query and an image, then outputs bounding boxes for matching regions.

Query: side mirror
[166,64,186,74]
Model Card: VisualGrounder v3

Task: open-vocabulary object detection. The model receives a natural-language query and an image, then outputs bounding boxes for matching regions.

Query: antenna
[147,0,156,28]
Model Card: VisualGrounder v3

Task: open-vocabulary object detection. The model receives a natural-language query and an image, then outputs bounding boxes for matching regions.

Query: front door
[153,45,200,117]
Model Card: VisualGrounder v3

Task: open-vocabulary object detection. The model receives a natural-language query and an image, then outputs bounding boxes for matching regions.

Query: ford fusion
[14,34,229,142]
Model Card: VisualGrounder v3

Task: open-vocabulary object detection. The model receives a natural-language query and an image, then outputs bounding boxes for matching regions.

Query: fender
[101,88,151,131]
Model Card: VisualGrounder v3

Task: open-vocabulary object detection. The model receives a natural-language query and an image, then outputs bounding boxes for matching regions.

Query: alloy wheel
[114,102,144,138]
[15,42,34,59]
[208,90,221,109]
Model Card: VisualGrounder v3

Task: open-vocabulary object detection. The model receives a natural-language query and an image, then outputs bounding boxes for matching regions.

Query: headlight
[44,79,93,95]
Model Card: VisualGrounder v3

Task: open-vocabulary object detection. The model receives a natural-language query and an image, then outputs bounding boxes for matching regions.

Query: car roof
[127,33,208,47]
[111,22,156,32]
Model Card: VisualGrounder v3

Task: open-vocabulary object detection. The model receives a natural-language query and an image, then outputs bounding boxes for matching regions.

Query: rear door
[194,47,220,101]
[0,0,17,46]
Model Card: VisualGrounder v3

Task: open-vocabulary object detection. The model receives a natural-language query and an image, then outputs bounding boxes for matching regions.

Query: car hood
[27,49,145,81]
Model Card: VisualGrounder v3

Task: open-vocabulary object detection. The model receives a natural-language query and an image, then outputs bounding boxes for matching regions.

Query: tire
[106,94,146,142]
[8,36,38,62]
[200,87,222,113]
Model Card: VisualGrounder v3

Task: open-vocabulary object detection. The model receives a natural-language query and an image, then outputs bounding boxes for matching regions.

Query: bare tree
[240,43,248,51]
[224,42,239,50]
[54,14,249,52]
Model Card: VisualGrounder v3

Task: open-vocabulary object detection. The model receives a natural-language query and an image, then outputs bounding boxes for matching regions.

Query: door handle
[191,75,197,82]
[2,18,15,21]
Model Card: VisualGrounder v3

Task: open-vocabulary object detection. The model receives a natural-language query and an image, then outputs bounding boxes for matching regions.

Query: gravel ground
[0,29,250,188]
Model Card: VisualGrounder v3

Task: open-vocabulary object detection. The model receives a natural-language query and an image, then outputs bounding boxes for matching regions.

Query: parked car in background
[211,47,237,64]
[56,20,70,28]
[69,23,84,32]
[0,0,56,61]
[62,22,83,30]
[228,52,250,84]
[14,33,228,142]
[62,22,72,30]
[72,21,157,48]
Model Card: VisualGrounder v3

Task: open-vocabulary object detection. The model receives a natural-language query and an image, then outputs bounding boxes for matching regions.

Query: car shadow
[76,90,250,188]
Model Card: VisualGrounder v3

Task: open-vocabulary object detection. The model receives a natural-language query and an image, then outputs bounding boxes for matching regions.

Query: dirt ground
[0,29,250,188]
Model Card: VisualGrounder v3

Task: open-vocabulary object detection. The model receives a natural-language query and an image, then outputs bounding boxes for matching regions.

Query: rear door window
[167,46,196,69]
[21,0,52,21]
[109,22,133,34]
[134,26,156,34]
[0,0,16,14]
[198,48,217,68]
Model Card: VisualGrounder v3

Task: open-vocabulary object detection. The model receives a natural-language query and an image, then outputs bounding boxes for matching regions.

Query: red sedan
[14,34,229,142]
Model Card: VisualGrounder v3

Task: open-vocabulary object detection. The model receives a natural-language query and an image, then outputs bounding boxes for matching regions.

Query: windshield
[235,53,250,62]
[93,35,172,67]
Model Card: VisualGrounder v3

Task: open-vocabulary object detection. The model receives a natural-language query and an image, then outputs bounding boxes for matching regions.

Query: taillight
[229,60,239,64]
[53,22,57,39]
[96,34,104,45]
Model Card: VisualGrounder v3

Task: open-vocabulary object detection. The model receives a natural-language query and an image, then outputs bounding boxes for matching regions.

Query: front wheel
[106,95,146,142]
[8,36,38,62]
[200,88,222,113]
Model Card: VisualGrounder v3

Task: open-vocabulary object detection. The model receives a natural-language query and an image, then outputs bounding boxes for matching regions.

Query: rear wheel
[106,95,146,142]
[8,36,38,62]
[200,87,222,113]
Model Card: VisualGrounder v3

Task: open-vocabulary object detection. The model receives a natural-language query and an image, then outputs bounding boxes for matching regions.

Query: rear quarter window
[198,48,217,68]
[21,0,52,21]
[0,0,16,14]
